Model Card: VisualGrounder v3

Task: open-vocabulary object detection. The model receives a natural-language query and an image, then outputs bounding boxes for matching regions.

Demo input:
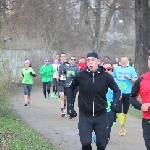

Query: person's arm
[39,66,43,76]
[108,74,121,112]
[30,68,36,77]
[108,74,121,104]
[50,65,54,76]
[130,67,138,83]
[129,77,143,110]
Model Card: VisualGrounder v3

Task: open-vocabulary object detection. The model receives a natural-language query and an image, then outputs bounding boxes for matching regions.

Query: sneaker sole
[61,114,65,117]
[119,130,126,136]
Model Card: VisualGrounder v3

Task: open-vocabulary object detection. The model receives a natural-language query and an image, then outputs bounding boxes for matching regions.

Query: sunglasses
[71,58,76,61]
[45,61,49,62]
[105,67,112,71]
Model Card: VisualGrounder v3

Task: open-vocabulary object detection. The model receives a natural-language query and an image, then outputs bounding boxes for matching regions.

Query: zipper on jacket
[93,73,95,116]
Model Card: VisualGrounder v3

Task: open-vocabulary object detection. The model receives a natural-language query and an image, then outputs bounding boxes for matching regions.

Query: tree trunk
[93,0,101,51]
[135,0,150,76]
[97,0,117,53]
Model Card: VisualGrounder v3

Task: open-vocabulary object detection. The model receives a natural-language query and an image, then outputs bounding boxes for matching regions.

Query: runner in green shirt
[39,58,54,101]
[22,60,36,106]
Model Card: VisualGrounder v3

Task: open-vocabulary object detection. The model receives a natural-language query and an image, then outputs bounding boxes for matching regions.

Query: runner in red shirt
[129,51,150,150]
[78,56,87,71]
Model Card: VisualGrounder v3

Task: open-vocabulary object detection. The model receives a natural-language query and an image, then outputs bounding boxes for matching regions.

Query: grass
[0,85,58,150]
[128,105,142,119]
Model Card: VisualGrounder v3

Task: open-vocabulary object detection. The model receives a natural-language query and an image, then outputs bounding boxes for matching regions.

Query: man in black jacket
[67,52,121,150]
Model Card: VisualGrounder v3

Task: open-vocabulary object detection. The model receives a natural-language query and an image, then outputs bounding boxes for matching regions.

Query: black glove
[110,102,117,112]
[67,103,77,118]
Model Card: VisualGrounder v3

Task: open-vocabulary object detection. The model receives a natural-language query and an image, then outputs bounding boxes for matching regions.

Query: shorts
[53,78,57,87]
[57,86,67,96]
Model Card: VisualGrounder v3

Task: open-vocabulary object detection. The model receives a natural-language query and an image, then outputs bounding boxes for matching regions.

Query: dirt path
[12,91,146,150]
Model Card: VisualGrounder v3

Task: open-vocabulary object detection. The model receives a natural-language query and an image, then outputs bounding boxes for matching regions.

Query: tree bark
[135,0,150,76]
[97,0,117,53]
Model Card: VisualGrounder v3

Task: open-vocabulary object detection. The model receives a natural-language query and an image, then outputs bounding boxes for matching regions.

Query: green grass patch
[0,86,58,150]
[128,105,142,119]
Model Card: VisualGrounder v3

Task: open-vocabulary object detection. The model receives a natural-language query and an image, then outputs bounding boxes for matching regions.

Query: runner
[67,52,121,150]
[51,58,60,99]
[39,58,54,101]
[78,56,87,71]
[51,54,61,64]
[63,56,79,119]
[129,51,150,150]
[22,60,36,106]
[93,60,121,144]
[56,52,69,117]
[113,56,137,136]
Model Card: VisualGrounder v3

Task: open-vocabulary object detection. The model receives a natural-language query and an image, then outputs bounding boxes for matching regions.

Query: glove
[110,102,117,112]
[67,103,77,118]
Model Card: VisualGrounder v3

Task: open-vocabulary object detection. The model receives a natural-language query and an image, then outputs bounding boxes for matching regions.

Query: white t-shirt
[52,64,60,78]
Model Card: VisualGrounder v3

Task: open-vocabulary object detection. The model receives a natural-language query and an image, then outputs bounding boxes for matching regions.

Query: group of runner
[21,52,150,150]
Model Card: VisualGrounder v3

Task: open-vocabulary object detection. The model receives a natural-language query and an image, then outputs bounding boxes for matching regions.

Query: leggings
[23,83,32,96]
[117,94,130,114]
[79,113,108,150]
[43,82,51,98]
[142,119,150,150]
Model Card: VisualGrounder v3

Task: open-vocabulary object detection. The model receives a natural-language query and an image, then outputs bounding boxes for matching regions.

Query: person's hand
[141,103,150,111]
[124,74,131,79]
[68,71,72,74]
[110,102,117,112]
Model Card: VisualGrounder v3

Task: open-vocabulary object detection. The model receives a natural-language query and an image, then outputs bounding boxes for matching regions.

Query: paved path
[12,91,146,150]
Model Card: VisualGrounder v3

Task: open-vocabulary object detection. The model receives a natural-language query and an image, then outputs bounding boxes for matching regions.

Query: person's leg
[142,119,150,150]
[57,86,65,117]
[113,112,117,127]
[27,84,32,106]
[117,98,124,128]
[94,113,108,150]
[42,82,47,101]
[64,87,68,113]
[123,94,130,126]
[22,83,28,106]
[47,81,51,100]
[118,94,127,135]
[51,78,56,98]
[79,113,93,150]
[107,111,114,144]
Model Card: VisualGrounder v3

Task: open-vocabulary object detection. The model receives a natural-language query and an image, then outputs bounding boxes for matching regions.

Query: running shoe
[69,115,72,119]
[54,94,59,99]
[112,122,116,127]
[50,92,55,98]
[63,107,66,114]
[61,111,65,117]
[47,94,50,100]
[119,129,126,136]
[27,101,30,106]
[24,103,27,106]
[44,98,47,102]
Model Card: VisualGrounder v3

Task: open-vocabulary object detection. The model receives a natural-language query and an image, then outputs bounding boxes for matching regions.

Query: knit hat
[44,58,49,62]
[87,52,99,59]
[25,60,30,64]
